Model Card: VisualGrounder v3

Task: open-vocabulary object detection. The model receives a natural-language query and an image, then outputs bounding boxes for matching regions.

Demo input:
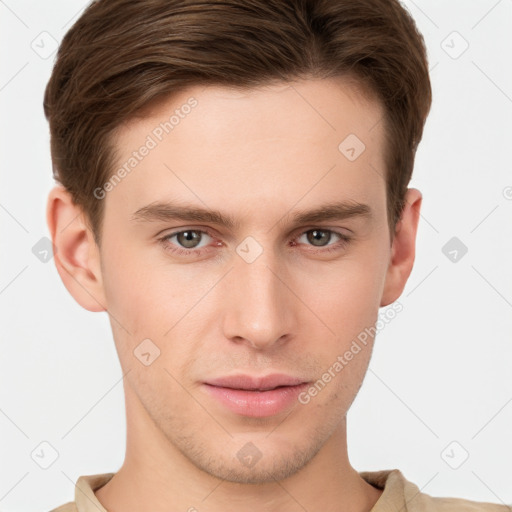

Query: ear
[380,188,422,307]
[46,185,107,312]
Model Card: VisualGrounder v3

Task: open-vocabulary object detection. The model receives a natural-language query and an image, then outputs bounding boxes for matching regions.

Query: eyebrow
[131,199,372,230]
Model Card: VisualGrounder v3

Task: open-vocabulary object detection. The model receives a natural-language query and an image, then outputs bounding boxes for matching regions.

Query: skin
[47,77,422,512]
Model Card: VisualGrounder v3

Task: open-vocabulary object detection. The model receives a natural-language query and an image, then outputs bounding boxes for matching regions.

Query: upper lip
[204,373,308,391]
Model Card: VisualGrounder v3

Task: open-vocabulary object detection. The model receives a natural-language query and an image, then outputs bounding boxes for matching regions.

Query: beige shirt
[50,469,511,511]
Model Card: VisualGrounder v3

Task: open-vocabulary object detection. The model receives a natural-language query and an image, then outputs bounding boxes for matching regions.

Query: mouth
[204,383,303,392]
[204,373,307,391]
[201,374,310,417]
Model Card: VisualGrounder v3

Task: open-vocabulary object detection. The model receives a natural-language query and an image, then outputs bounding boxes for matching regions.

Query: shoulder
[423,495,511,511]
[48,502,78,512]
[48,471,114,512]
[401,472,511,512]
[360,469,511,512]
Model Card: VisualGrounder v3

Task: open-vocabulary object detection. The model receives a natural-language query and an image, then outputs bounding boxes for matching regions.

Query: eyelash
[158,227,352,258]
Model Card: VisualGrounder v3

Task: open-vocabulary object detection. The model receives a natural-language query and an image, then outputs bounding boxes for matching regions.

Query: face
[87,78,395,483]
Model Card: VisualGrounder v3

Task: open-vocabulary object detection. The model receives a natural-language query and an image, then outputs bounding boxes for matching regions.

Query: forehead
[105,77,387,229]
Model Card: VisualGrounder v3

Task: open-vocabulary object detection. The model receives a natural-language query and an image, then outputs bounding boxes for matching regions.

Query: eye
[160,229,215,256]
[294,229,351,253]
[158,227,352,258]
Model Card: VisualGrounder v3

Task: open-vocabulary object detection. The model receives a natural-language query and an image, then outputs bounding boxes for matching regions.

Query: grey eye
[305,229,333,247]
[176,230,203,248]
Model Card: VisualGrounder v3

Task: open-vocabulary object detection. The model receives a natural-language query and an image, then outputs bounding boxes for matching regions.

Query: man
[44,0,510,511]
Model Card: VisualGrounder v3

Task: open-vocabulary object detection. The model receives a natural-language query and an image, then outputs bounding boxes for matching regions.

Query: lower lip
[202,383,309,417]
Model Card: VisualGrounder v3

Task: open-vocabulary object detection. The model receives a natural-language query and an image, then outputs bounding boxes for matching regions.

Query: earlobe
[380,188,422,307]
[46,185,107,312]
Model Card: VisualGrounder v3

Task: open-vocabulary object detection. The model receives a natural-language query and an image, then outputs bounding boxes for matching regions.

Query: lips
[201,373,310,417]
[204,373,307,391]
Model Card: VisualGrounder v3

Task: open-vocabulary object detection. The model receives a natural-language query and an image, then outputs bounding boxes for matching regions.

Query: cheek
[307,252,386,337]
[100,244,211,375]
[100,239,177,331]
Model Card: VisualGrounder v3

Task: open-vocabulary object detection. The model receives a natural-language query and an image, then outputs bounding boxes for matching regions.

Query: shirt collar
[75,473,114,512]
[73,468,414,512]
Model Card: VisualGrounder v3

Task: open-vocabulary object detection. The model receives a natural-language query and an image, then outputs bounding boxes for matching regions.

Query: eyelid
[157,225,219,239]
[290,224,353,238]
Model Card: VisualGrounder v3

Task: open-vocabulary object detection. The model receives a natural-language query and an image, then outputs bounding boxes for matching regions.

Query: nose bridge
[221,241,295,349]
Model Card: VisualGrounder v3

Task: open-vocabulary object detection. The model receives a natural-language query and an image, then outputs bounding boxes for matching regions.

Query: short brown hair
[44,0,432,246]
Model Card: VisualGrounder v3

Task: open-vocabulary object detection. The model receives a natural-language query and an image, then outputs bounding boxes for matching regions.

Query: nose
[221,248,297,351]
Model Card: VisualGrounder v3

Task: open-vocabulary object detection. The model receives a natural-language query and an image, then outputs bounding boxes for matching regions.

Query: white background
[1,1,511,510]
